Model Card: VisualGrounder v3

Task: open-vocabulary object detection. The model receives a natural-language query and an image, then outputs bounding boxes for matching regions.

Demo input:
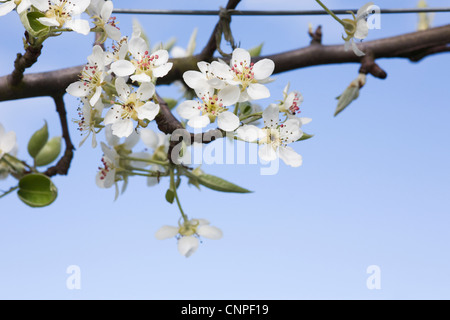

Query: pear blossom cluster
[1,0,120,41]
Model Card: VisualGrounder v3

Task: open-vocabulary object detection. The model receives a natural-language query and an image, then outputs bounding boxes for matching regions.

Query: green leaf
[28,121,49,159]
[165,189,175,204]
[20,11,50,38]
[197,174,251,193]
[35,136,62,167]
[17,174,57,208]
[297,132,314,141]
[334,86,360,117]
[248,43,264,57]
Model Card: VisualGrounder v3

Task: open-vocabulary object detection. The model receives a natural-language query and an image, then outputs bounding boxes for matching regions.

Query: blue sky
[0,0,449,299]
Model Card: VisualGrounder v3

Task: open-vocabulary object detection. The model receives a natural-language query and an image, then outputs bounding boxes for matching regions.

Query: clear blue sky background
[0,0,449,299]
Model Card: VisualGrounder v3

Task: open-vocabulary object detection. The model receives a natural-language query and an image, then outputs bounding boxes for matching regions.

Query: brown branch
[44,94,75,177]
[308,25,323,45]
[8,32,43,86]
[1,24,448,104]
[359,54,387,79]
[198,0,242,60]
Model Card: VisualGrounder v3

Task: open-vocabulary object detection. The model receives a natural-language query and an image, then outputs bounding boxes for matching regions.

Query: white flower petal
[103,105,121,125]
[177,100,201,120]
[129,36,148,59]
[152,49,169,66]
[153,63,173,78]
[357,2,375,19]
[140,128,159,150]
[137,102,160,121]
[218,85,240,106]
[0,131,16,154]
[355,19,369,39]
[111,119,134,138]
[351,39,366,56]
[247,83,270,100]
[89,86,102,106]
[130,73,152,83]
[259,144,278,162]
[187,115,210,128]
[31,0,48,12]
[217,111,240,132]
[262,104,279,128]
[17,0,31,14]
[37,17,60,27]
[66,81,89,97]
[236,125,261,142]
[210,61,233,81]
[183,70,207,90]
[197,225,223,240]
[111,60,136,77]
[252,59,275,80]
[104,24,121,41]
[137,82,155,101]
[100,0,113,20]
[178,236,199,257]
[155,225,179,240]
[231,48,251,69]
[115,77,130,101]
[279,146,303,167]
[66,19,91,35]
[71,0,90,15]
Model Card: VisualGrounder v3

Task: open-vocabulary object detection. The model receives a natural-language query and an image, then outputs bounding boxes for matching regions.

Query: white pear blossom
[35,0,91,35]
[177,85,241,131]
[0,124,17,160]
[110,33,173,83]
[140,128,169,186]
[237,104,304,167]
[104,37,128,65]
[0,0,46,16]
[209,48,275,102]
[96,141,119,188]
[104,77,159,138]
[183,61,226,91]
[279,83,312,127]
[89,0,121,42]
[66,45,108,106]
[155,218,223,257]
[74,98,103,148]
[342,2,374,56]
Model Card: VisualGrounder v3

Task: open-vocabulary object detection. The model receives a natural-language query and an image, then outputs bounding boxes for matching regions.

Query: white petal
[178,236,199,257]
[104,24,121,41]
[0,131,16,154]
[231,48,251,68]
[262,104,279,128]
[137,82,155,101]
[111,119,134,138]
[105,124,120,146]
[152,50,169,66]
[130,73,152,83]
[124,130,140,149]
[66,81,89,97]
[30,0,48,12]
[355,19,369,39]
[129,152,151,169]
[197,225,223,240]
[236,125,261,142]
[137,102,160,121]
[298,117,312,125]
[210,61,233,81]
[197,61,209,74]
[183,71,207,89]
[72,0,90,14]
[187,115,210,128]
[140,128,159,150]
[37,17,60,27]
[259,144,277,162]
[103,105,121,125]
[115,77,130,101]
[252,59,275,80]
[351,39,366,57]
[88,45,105,68]
[89,86,102,106]
[177,100,201,120]
[66,19,91,35]
[16,0,31,14]
[279,146,303,167]
[280,119,303,143]
[0,124,4,137]
[217,111,240,132]
[155,225,179,240]
[153,63,173,78]
[100,0,113,20]
[111,60,136,77]
[218,85,240,106]
[357,2,375,18]
[247,83,270,100]
[129,36,148,59]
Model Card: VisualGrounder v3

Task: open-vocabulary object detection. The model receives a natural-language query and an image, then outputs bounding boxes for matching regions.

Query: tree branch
[44,94,75,177]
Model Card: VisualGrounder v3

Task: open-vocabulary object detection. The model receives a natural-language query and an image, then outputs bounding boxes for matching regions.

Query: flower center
[98,156,112,181]
[261,128,281,148]
[198,94,225,119]
[231,60,256,90]
[81,65,103,88]
[45,1,72,27]
[132,51,158,78]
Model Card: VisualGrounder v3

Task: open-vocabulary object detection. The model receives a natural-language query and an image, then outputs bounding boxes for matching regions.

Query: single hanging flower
[237,104,304,167]
[35,0,92,35]
[95,142,119,188]
[279,83,312,126]
[155,218,223,258]
[210,48,275,102]
[89,0,121,42]
[342,2,374,56]
[74,98,104,148]
[103,77,159,138]
[177,85,241,131]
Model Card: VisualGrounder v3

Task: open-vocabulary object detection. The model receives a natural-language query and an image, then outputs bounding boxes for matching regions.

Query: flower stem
[239,111,263,122]
[0,185,19,200]
[170,167,188,222]
[315,0,346,27]
[123,156,169,167]
[233,102,240,116]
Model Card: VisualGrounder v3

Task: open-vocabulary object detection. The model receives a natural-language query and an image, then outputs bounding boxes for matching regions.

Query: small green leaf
[35,136,62,167]
[165,189,175,204]
[28,121,49,159]
[297,132,314,141]
[239,102,253,116]
[335,86,359,116]
[17,174,58,208]
[197,174,251,193]
[248,43,264,57]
